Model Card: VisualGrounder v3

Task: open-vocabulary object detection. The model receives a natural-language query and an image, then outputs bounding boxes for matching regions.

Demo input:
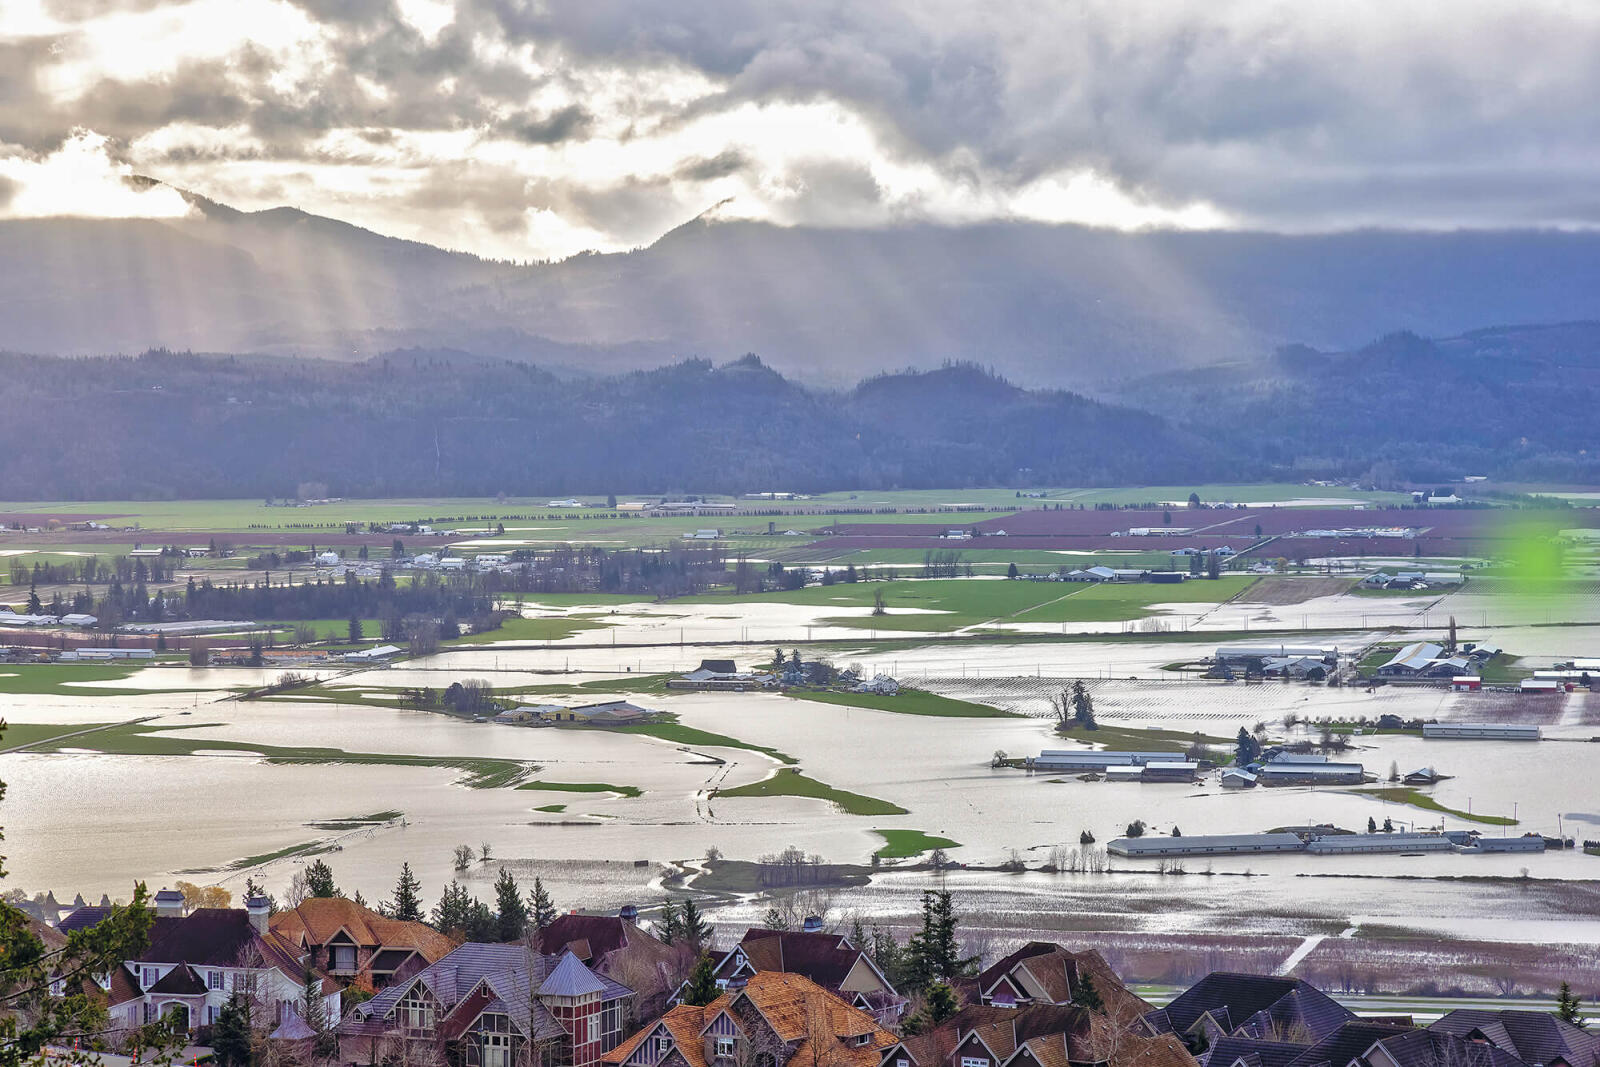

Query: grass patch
[516,780,642,798]
[1054,721,1229,752]
[533,803,567,813]
[1358,787,1518,826]
[27,722,536,788]
[873,829,960,859]
[305,809,403,830]
[0,721,118,749]
[715,767,907,816]
[614,718,796,764]
[223,840,339,871]
[0,663,212,698]
[692,858,873,894]
[446,614,611,645]
[785,688,1017,718]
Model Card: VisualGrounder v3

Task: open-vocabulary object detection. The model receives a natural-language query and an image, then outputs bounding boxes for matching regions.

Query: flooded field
[2,574,1597,953]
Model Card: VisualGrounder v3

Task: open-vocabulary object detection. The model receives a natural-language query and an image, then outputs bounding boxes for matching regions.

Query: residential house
[1363,1029,1533,1067]
[113,894,339,1035]
[677,925,905,1026]
[603,972,897,1067]
[1142,972,1355,1047]
[338,944,633,1067]
[893,1001,1196,1067]
[1430,1009,1599,1067]
[535,909,687,1021]
[269,896,457,989]
[974,941,1150,1019]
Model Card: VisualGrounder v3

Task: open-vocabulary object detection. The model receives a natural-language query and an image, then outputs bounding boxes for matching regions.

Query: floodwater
[3,597,1598,944]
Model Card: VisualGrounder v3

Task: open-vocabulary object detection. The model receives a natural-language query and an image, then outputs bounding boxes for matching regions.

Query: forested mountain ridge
[10,183,1600,383]
[0,352,1229,499]
[1116,324,1600,484]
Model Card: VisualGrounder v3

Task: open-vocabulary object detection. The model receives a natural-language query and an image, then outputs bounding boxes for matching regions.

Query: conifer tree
[681,953,720,1007]
[391,863,424,922]
[495,868,528,941]
[527,877,556,930]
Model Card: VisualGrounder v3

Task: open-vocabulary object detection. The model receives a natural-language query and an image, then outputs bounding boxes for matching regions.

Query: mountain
[1112,323,1600,484]
[0,352,1228,499]
[9,188,1600,383]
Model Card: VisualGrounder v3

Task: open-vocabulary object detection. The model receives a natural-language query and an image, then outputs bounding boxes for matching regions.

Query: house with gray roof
[338,943,633,1067]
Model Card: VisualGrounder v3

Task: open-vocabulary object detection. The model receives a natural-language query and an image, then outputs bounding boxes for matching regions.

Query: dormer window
[655,1036,673,1056]
[716,1038,736,1058]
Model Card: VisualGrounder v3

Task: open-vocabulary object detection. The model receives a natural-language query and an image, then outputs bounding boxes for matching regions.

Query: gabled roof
[1431,1010,1599,1067]
[149,965,208,995]
[1203,1037,1312,1067]
[57,906,114,934]
[270,897,455,962]
[978,942,1149,1018]
[1370,1028,1532,1067]
[1284,1022,1418,1067]
[1154,973,1353,1044]
[138,908,303,977]
[729,927,892,993]
[605,1007,715,1067]
[536,914,639,962]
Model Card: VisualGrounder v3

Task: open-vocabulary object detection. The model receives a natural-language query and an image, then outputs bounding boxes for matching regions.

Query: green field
[1051,721,1230,752]
[21,721,536,788]
[613,720,797,764]
[785,688,1016,718]
[516,780,643,798]
[714,767,907,816]
[1358,787,1518,826]
[0,663,211,698]
[0,720,119,749]
[445,614,612,645]
[873,828,960,859]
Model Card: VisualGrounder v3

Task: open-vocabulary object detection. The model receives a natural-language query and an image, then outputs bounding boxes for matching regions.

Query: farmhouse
[1421,723,1541,740]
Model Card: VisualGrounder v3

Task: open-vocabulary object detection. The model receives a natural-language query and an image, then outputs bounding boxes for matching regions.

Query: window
[482,1031,512,1067]
[208,1006,219,1025]
[715,1038,736,1058]
[209,970,223,990]
[963,1057,990,1067]
[601,1001,624,1046]
[399,989,435,1034]
[142,967,157,988]
[656,1036,673,1056]
[331,946,358,972]
[572,1014,588,1045]
[143,1003,154,1025]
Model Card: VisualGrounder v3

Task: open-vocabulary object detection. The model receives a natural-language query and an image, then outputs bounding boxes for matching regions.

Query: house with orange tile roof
[270,895,457,989]
[676,925,905,1027]
[975,943,1150,1020]
[605,972,900,1067]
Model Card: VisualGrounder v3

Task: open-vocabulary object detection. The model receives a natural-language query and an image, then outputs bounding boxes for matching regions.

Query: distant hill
[0,352,1228,499]
[1112,323,1600,484]
[9,188,1600,383]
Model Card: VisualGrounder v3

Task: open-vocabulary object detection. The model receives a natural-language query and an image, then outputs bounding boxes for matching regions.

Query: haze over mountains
[8,186,1600,384]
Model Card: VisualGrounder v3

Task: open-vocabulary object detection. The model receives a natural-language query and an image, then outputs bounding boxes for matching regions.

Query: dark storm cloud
[510,105,593,145]
[674,149,747,182]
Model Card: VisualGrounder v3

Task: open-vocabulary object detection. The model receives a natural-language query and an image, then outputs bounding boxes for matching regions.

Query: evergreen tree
[1006,562,1019,579]
[212,993,254,1067]
[432,880,472,934]
[1070,681,1097,730]
[870,926,909,989]
[681,953,720,1007]
[1235,727,1260,766]
[303,972,338,1060]
[906,890,977,990]
[1071,972,1104,1012]
[25,580,41,616]
[680,898,713,951]
[304,859,339,898]
[494,868,528,941]
[925,981,959,1024]
[527,877,557,930]
[657,899,683,945]
[850,917,868,949]
[763,906,788,931]
[244,876,279,914]
[348,616,363,642]
[465,899,498,942]
[391,863,424,922]
[1556,981,1584,1026]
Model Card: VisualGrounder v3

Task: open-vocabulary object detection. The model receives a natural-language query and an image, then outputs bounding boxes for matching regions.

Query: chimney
[802,915,823,933]
[246,895,271,935]
[619,904,638,923]
[154,887,185,918]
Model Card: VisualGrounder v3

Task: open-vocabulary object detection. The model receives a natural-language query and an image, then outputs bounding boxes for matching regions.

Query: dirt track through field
[1243,576,1355,605]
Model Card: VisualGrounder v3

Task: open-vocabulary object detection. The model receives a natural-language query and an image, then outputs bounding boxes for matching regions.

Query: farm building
[1304,832,1455,854]
[1402,766,1444,785]
[1107,833,1306,858]
[1422,723,1541,740]
[59,613,98,627]
[1260,656,1328,680]
[344,644,402,663]
[561,700,653,725]
[1377,642,1445,676]
[1256,761,1365,786]
[1104,766,1145,783]
[1450,676,1482,691]
[1220,769,1257,789]
[1027,750,1190,773]
[59,648,154,661]
[1424,656,1474,678]
[1520,678,1565,693]
[1139,761,1200,783]
[494,705,563,724]
[1214,644,1336,666]
[1465,835,1546,853]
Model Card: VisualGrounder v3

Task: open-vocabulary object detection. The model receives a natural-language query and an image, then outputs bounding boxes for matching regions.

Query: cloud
[8,0,1600,259]
[0,128,193,219]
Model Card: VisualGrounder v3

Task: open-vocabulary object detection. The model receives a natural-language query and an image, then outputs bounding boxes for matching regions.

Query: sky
[2,0,1600,261]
